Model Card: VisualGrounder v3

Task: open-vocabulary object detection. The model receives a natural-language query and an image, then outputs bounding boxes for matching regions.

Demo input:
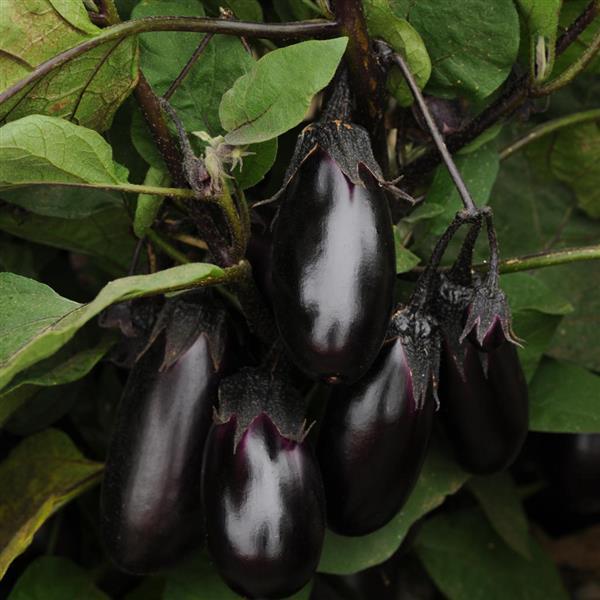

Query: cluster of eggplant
[100,79,529,599]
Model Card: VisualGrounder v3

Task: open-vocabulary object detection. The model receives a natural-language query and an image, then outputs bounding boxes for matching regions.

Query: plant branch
[382,44,477,214]
[0,181,197,198]
[135,74,185,186]
[333,0,384,132]
[532,29,600,96]
[145,229,191,264]
[500,108,600,160]
[492,244,600,274]
[401,0,600,178]
[412,244,600,275]
[163,33,214,101]
[0,17,341,106]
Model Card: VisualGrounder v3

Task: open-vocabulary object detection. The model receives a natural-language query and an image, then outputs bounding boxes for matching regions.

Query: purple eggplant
[317,337,433,535]
[440,339,528,474]
[202,412,325,599]
[272,149,395,384]
[101,295,228,574]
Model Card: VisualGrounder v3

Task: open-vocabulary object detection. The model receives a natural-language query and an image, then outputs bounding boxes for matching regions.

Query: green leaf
[467,473,531,559]
[318,443,469,575]
[425,144,500,235]
[0,429,103,578]
[408,0,520,100]
[516,0,562,82]
[512,310,563,382]
[529,357,600,433]
[134,166,169,238]
[500,273,572,381]
[0,115,127,190]
[164,553,311,600]
[0,1,138,131]
[363,0,431,105]
[0,264,225,390]
[8,555,109,600]
[394,226,420,273]
[402,202,445,224]
[220,38,348,145]
[1,186,123,219]
[0,205,135,275]
[234,138,279,190]
[221,0,263,21]
[500,273,573,316]
[415,509,569,600]
[550,121,600,219]
[0,333,115,426]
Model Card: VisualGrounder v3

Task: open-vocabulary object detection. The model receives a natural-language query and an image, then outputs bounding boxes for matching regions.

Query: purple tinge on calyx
[460,282,520,352]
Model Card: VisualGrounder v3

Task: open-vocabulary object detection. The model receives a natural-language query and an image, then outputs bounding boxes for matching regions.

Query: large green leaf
[133,165,169,238]
[0,205,135,274]
[529,357,600,433]
[0,263,225,390]
[501,273,573,380]
[8,556,109,600]
[550,121,600,219]
[363,0,431,105]
[467,473,531,559]
[415,509,569,600]
[491,143,600,372]
[0,115,127,189]
[318,443,469,575]
[0,333,115,426]
[1,186,123,219]
[220,38,348,145]
[408,0,520,100]
[0,1,137,131]
[0,429,103,578]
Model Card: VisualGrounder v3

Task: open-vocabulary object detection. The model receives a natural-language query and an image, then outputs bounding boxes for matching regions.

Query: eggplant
[540,433,600,515]
[202,413,325,599]
[101,298,227,574]
[439,339,528,474]
[272,148,395,384]
[317,337,434,535]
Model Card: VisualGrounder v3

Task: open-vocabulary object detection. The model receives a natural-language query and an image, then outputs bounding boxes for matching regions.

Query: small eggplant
[317,336,434,536]
[202,369,324,598]
[439,339,528,474]
[272,147,395,384]
[101,294,228,574]
[202,412,325,599]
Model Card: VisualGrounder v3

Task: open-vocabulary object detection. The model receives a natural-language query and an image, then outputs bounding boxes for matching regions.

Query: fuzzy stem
[500,108,600,160]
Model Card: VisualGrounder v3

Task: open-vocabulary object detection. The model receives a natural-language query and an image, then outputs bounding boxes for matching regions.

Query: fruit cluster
[100,79,529,600]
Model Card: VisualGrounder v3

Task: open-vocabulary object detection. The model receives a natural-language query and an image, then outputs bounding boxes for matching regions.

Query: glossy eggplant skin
[541,433,600,515]
[101,333,219,574]
[272,149,395,384]
[439,340,528,475]
[202,413,325,599]
[317,338,434,536]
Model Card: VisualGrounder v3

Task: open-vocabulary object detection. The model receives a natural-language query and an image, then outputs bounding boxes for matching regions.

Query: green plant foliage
[0,0,137,131]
